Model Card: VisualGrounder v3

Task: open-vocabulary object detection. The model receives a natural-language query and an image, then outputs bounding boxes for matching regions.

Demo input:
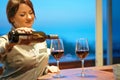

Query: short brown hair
[6,0,35,25]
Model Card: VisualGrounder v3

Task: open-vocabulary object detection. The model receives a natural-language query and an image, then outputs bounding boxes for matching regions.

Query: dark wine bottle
[8,30,58,43]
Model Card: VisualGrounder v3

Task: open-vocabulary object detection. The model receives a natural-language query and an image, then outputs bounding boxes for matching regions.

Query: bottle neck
[47,34,58,39]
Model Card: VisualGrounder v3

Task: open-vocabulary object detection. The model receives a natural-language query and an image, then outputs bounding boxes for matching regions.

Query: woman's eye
[20,14,25,17]
[29,12,33,15]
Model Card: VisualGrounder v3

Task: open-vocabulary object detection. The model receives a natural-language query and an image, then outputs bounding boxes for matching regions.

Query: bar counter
[38,65,115,80]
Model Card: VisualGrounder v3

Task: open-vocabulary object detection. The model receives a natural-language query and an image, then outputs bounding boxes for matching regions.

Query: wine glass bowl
[50,39,65,78]
[75,38,89,77]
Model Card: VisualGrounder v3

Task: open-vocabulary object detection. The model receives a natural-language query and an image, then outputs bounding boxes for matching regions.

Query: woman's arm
[0,35,16,53]
[0,37,7,54]
[0,36,8,61]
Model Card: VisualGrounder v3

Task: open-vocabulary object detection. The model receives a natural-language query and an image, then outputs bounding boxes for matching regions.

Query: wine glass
[75,38,89,77]
[50,39,65,78]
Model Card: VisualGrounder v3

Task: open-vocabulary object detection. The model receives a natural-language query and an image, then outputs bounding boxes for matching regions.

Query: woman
[0,0,59,80]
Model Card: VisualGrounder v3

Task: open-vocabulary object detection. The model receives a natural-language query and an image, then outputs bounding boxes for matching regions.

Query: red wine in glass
[76,50,89,60]
[51,50,64,60]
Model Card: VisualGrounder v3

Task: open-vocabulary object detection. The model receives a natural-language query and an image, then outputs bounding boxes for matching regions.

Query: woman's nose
[26,14,32,20]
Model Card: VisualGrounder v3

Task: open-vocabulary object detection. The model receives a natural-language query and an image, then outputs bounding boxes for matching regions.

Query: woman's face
[11,3,35,28]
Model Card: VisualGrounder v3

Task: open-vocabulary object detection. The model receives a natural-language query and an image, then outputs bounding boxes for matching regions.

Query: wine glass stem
[56,60,60,76]
[81,59,85,77]
[57,60,60,69]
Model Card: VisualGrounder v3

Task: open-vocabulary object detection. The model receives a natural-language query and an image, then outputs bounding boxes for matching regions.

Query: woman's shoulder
[0,34,8,38]
[0,34,8,41]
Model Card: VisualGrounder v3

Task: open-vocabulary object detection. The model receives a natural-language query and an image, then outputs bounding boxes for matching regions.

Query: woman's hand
[47,65,60,73]
[15,27,32,34]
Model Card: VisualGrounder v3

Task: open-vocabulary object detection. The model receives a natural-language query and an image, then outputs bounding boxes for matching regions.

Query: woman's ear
[10,17,14,23]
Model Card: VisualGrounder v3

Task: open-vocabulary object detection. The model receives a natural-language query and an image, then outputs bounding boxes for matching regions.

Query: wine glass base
[53,74,66,78]
[76,73,85,77]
